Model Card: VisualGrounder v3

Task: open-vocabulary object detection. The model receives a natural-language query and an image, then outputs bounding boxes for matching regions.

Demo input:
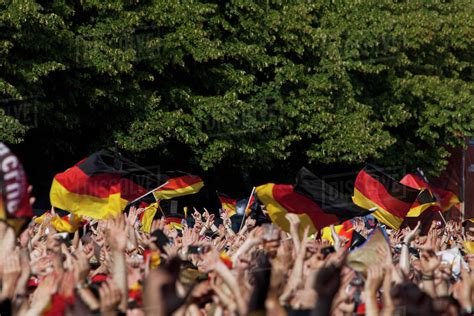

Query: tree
[0,0,472,178]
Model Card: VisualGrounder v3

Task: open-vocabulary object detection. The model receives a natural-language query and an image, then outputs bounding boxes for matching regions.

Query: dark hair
[150,229,170,252]
[433,296,462,315]
[391,282,437,316]
[248,252,271,313]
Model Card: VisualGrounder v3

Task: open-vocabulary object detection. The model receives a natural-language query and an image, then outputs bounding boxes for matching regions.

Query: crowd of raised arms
[1,205,474,316]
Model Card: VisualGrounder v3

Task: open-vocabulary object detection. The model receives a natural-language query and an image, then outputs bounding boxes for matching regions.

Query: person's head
[463,221,474,241]
[433,296,462,316]
[391,282,436,315]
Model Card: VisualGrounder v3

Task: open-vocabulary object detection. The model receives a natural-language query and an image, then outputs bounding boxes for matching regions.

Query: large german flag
[295,167,372,221]
[152,175,204,200]
[50,150,149,219]
[256,183,339,236]
[401,174,460,213]
[352,165,420,229]
[217,193,237,217]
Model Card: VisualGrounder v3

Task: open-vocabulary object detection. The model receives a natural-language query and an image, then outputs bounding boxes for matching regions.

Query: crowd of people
[0,203,474,316]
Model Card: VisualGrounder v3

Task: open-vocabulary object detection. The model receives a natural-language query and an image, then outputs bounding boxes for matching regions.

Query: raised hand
[419,249,441,275]
[92,229,106,247]
[151,217,165,232]
[29,273,60,314]
[364,265,385,315]
[73,251,90,285]
[204,213,215,230]
[453,264,474,311]
[99,280,122,314]
[1,250,21,300]
[365,266,384,294]
[403,221,421,244]
[182,225,199,252]
[107,216,128,252]
[58,271,75,298]
[125,206,139,227]
[192,209,202,222]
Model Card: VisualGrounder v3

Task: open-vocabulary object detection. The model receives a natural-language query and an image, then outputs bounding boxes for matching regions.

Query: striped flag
[35,209,84,233]
[140,202,158,233]
[352,165,421,229]
[218,193,237,217]
[152,175,204,200]
[50,150,149,219]
[295,167,373,221]
[401,173,459,214]
[256,183,339,236]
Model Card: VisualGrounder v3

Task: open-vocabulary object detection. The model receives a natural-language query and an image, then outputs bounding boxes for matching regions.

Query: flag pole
[438,211,448,225]
[239,186,256,231]
[128,181,169,205]
[157,203,166,218]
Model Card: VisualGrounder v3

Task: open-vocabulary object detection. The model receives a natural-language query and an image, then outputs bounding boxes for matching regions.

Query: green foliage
[0,0,472,176]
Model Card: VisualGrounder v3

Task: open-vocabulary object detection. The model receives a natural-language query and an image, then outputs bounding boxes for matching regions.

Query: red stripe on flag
[54,166,122,198]
[160,175,203,190]
[272,184,339,230]
[355,170,413,218]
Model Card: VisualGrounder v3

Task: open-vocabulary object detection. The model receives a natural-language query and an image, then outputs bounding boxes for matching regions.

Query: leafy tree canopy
[0,0,472,178]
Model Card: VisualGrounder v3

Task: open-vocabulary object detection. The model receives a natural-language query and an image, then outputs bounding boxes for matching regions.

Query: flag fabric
[320,221,366,250]
[152,175,204,200]
[165,216,184,230]
[50,213,83,233]
[256,183,339,236]
[405,189,437,217]
[218,193,237,217]
[50,150,150,219]
[245,190,256,216]
[219,252,233,269]
[140,203,158,233]
[464,242,474,255]
[321,220,354,245]
[0,143,33,232]
[352,165,422,229]
[347,227,390,272]
[295,167,373,221]
[401,173,460,212]
[34,210,84,233]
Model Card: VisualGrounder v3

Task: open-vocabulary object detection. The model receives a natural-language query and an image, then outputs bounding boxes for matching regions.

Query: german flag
[165,215,184,230]
[295,167,372,221]
[321,220,354,245]
[256,183,339,236]
[401,173,460,213]
[217,193,237,217]
[140,202,158,233]
[405,189,437,218]
[35,210,83,233]
[352,165,421,229]
[244,191,256,216]
[152,175,204,200]
[50,150,149,219]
